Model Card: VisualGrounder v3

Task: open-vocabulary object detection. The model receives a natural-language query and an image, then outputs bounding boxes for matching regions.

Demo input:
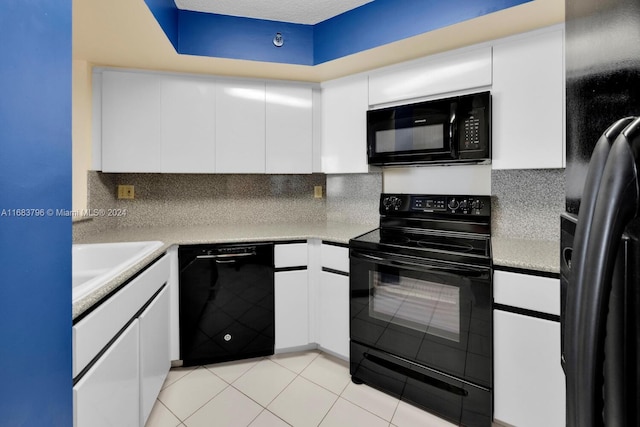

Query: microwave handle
[450,102,459,156]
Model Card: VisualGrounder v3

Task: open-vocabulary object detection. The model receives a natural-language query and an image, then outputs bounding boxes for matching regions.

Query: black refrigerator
[562,0,640,426]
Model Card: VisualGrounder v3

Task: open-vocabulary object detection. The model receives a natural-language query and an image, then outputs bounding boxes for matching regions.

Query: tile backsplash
[75,172,382,237]
[491,169,565,241]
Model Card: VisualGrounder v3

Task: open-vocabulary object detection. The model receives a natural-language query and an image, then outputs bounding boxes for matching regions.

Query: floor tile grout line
[315,393,341,427]
[181,383,234,425]
[338,382,402,423]
[268,350,321,375]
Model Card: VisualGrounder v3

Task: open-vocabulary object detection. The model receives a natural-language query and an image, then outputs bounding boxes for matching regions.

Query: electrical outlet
[314,186,323,199]
[117,185,135,200]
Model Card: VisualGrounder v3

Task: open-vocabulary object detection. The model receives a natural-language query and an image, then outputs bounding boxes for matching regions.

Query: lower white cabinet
[494,310,565,427]
[74,320,140,427]
[274,243,310,351]
[275,270,309,350]
[493,270,565,427]
[318,270,350,359]
[317,243,350,360]
[73,255,171,427]
[139,286,170,425]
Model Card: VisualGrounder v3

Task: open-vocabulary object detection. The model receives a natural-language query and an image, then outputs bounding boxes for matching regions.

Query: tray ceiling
[174,0,374,24]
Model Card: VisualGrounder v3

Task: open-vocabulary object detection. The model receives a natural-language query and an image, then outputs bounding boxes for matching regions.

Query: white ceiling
[174,0,374,25]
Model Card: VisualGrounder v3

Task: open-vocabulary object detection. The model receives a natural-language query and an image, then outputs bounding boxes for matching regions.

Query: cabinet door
[74,320,140,427]
[320,75,369,173]
[161,76,216,173]
[368,46,492,105]
[266,84,313,174]
[101,71,161,172]
[215,80,266,173]
[492,27,565,169]
[139,286,171,426]
[318,271,350,359]
[275,270,309,350]
[493,310,565,427]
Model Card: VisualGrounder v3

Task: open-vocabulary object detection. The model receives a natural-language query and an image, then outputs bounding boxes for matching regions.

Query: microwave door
[370,116,452,161]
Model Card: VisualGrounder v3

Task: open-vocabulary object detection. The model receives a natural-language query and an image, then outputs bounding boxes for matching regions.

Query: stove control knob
[383,196,401,211]
[459,200,469,210]
[448,198,459,210]
[472,199,484,210]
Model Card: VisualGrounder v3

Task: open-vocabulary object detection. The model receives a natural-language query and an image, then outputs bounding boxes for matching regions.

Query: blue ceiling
[144,0,532,66]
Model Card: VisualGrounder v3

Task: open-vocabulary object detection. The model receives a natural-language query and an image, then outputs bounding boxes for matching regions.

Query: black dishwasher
[179,242,274,366]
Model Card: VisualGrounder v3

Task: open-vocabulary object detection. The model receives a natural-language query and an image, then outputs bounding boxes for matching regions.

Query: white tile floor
[145,350,458,427]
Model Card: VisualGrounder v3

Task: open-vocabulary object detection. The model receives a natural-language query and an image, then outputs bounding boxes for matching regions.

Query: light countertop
[72,221,376,319]
[491,236,560,275]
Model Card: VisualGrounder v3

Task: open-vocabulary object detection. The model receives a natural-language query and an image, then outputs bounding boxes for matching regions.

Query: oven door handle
[351,251,489,277]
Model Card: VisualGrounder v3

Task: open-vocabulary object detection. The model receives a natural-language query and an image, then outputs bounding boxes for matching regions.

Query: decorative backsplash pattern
[74,169,564,243]
[73,171,382,240]
[491,169,565,241]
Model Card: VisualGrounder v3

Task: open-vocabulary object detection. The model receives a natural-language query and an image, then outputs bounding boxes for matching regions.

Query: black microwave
[367,91,491,166]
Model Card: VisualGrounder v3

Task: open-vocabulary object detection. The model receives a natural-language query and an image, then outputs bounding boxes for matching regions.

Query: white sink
[72,241,164,303]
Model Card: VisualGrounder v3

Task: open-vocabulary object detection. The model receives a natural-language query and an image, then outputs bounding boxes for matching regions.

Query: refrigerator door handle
[563,118,634,426]
[569,117,640,427]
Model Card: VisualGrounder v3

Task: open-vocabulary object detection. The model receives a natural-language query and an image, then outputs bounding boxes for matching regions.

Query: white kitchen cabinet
[74,320,140,427]
[266,84,313,174]
[73,255,170,427]
[320,75,370,173]
[101,71,161,173]
[491,26,565,169]
[368,46,492,106]
[319,271,350,360]
[493,270,565,427]
[139,286,170,426]
[318,243,350,360]
[160,76,216,173]
[275,270,310,350]
[215,80,266,173]
[274,243,310,351]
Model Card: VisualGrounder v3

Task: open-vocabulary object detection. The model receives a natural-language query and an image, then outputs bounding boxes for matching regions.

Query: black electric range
[349,193,493,427]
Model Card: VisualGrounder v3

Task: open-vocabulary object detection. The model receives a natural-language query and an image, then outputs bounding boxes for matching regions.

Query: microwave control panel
[460,108,485,152]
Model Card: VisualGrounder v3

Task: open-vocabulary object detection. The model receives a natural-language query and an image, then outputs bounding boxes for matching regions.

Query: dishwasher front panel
[179,243,274,366]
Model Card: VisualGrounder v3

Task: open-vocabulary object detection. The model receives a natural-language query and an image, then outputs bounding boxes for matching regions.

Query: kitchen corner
[72,171,381,318]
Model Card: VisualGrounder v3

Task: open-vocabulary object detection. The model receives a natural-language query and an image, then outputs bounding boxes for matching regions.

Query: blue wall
[179,11,314,65]
[0,1,72,425]
[314,0,533,64]
[145,0,532,65]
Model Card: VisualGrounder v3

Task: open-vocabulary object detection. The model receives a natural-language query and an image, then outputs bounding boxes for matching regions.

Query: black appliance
[367,91,491,166]
[349,193,492,426]
[563,1,640,425]
[178,243,274,367]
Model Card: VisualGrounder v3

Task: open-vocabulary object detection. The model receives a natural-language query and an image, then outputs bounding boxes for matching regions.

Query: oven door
[350,248,492,388]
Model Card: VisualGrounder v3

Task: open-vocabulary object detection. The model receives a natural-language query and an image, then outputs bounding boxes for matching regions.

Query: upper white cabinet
[101,71,162,173]
[491,26,565,169]
[266,84,313,174]
[215,80,267,173]
[160,76,216,173]
[368,47,492,106]
[320,75,370,174]
[98,70,315,174]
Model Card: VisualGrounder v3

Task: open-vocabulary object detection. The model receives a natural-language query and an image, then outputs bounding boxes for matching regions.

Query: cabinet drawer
[494,270,560,316]
[274,243,308,268]
[321,243,349,273]
[73,254,169,378]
